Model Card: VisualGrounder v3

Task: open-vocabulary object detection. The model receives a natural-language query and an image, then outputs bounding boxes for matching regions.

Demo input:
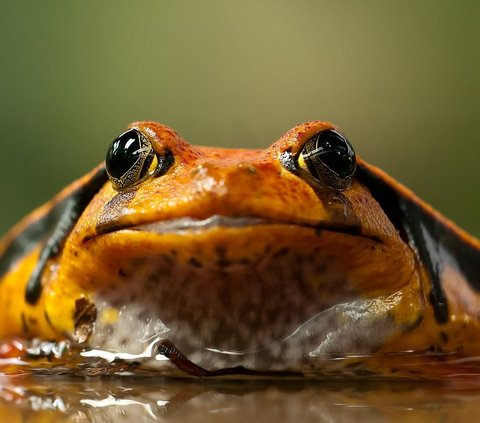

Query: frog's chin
[67,220,423,376]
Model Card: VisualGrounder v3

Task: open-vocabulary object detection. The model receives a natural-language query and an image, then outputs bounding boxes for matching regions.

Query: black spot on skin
[29,317,38,325]
[188,257,203,268]
[315,228,322,236]
[272,247,289,258]
[216,246,230,267]
[440,331,449,343]
[118,268,127,278]
[73,251,78,257]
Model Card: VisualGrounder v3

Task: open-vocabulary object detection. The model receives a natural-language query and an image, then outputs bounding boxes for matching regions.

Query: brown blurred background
[0,1,479,237]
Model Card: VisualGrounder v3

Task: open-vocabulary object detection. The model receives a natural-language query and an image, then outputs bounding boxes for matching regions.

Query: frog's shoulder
[357,158,480,322]
[0,164,107,302]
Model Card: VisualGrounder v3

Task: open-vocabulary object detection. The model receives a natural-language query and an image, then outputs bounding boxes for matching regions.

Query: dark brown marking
[95,189,137,237]
[188,257,202,268]
[216,246,230,268]
[272,247,289,258]
[73,298,97,344]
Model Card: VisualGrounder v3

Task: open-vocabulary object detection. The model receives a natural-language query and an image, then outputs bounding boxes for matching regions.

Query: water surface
[1,374,479,422]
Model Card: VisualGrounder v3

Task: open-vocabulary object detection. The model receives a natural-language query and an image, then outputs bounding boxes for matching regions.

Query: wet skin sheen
[0,121,479,378]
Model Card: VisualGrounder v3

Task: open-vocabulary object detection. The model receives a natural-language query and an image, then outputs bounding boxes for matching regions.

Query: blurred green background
[0,1,479,237]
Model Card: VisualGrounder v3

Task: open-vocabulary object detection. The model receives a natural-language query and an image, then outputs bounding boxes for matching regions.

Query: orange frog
[0,121,479,378]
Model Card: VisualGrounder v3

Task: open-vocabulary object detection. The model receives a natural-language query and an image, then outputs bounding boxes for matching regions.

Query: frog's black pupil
[106,130,143,179]
[307,130,355,178]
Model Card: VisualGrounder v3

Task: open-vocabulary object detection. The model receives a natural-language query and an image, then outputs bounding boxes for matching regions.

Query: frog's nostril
[237,163,257,174]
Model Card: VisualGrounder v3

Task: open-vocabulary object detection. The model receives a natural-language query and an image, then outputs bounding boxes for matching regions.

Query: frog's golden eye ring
[106,129,159,190]
[298,130,356,191]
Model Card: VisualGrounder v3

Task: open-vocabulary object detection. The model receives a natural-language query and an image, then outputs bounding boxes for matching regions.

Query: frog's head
[46,121,424,375]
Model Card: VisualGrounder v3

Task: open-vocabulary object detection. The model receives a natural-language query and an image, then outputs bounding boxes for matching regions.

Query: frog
[0,120,478,378]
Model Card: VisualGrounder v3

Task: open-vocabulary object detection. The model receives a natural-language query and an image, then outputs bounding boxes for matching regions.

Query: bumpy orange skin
[0,120,478,378]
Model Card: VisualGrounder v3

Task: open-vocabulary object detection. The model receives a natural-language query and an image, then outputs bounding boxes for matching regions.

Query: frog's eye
[106,129,159,190]
[298,130,356,190]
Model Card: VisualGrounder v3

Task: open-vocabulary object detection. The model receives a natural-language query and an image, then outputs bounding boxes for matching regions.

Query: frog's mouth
[93,214,383,244]
[75,215,421,377]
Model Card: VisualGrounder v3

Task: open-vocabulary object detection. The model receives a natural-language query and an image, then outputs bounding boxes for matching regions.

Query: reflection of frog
[0,121,478,378]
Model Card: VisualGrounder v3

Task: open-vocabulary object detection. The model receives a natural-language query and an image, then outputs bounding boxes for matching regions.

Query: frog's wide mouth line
[91,215,383,244]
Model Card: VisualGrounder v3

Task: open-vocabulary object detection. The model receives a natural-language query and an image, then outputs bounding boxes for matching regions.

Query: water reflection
[1,375,480,422]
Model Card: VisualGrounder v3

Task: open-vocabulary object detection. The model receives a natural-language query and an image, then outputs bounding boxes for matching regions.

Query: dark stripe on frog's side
[24,166,108,304]
[357,161,480,324]
[0,208,60,280]
[0,166,108,303]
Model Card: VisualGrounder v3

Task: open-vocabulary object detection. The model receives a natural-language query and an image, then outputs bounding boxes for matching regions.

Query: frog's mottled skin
[0,121,479,378]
